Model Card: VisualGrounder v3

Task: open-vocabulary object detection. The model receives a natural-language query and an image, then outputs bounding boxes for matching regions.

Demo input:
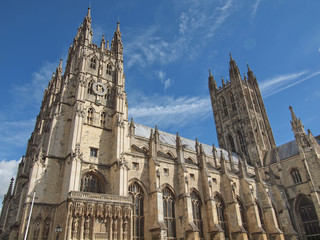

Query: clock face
[92,82,107,96]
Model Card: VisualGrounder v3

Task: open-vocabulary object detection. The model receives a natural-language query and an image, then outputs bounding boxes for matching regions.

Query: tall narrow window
[237,198,248,232]
[163,187,176,239]
[87,108,93,124]
[237,131,247,156]
[228,135,236,152]
[290,168,302,184]
[230,92,236,111]
[221,97,228,117]
[191,192,204,239]
[298,196,320,239]
[80,172,102,193]
[100,112,106,127]
[257,202,265,230]
[216,195,229,239]
[106,63,112,75]
[129,183,144,240]
[90,57,96,69]
[87,80,94,94]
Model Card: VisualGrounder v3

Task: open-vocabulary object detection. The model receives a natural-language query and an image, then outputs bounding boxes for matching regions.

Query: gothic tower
[209,54,276,166]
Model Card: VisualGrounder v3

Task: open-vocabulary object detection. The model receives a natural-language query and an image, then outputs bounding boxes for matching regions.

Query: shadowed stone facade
[0,8,320,240]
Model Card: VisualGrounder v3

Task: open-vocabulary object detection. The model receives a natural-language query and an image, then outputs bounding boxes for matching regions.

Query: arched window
[100,112,106,127]
[163,187,176,239]
[237,198,248,232]
[87,108,93,124]
[90,57,96,69]
[221,97,228,117]
[129,183,144,240]
[106,63,112,75]
[215,195,229,239]
[191,192,204,238]
[80,172,103,193]
[228,135,236,152]
[256,202,265,230]
[290,168,302,184]
[87,80,94,94]
[297,196,320,239]
[191,192,204,239]
[237,131,247,156]
[229,92,236,111]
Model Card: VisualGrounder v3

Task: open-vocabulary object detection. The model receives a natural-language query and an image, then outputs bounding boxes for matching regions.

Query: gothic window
[237,131,247,156]
[90,57,96,69]
[100,112,106,127]
[229,92,237,111]
[228,135,236,152]
[106,63,112,75]
[297,196,320,239]
[290,168,302,184]
[163,187,176,239]
[87,108,93,124]
[129,183,144,240]
[256,202,265,230]
[80,172,102,193]
[87,80,94,94]
[237,198,248,232]
[221,97,228,117]
[191,192,204,239]
[215,195,229,239]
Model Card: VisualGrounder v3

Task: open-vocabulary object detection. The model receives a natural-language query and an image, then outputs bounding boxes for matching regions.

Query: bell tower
[209,54,276,166]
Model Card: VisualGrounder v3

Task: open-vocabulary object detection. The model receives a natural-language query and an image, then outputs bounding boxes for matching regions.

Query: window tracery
[291,168,302,184]
[191,192,204,239]
[163,187,176,239]
[129,183,144,240]
[230,92,236,111]
[100,112,106,127]
[106,63,112,75]
[80,172,103,193]
[215,195,229,239]
[87,108,93,124]
[221,97,228,117]
[90,57,96,69]
[87,80,94,94]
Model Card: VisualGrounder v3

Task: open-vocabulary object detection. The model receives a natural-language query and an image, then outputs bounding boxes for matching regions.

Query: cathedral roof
[134,123,240,164]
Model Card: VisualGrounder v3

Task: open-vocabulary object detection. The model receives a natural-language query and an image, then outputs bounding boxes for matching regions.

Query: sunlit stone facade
[1,8,320,240]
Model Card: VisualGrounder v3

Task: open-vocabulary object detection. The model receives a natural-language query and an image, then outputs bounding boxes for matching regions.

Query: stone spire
[111,21,123,55]
[289,106,305,134]
[229,52,241,80]
[100,34,106,50]
[6,178,14,198]
[208,69,217,91]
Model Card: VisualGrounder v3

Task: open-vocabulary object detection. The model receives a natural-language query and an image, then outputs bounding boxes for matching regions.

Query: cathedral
[1,8,320,240]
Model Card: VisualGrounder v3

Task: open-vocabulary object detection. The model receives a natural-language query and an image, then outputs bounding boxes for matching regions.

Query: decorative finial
[209,69,212,77]
[59,58,63,68]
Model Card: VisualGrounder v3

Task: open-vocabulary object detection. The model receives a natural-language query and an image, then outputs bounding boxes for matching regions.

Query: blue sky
[0,0,320,200]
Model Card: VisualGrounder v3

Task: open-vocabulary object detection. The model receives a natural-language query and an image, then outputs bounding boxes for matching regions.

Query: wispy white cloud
[0,159,20,206]
[125,0,235,68]
[260,70,320,98]
[157,70,171,90]
[252,0,262,17]
[129,94,211,128]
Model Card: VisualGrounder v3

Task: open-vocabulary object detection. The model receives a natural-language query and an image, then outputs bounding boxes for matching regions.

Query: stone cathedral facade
[1,8,320,240]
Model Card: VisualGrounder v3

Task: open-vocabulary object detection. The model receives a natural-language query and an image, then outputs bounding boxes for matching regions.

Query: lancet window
[90,57,96,69]
[100,112,106,127]
[87,80,94,94]
[215,195,229,239]
[87,108,93,124]
[163,187,176,239]
[80,172,103,193]
[129,183,144,240]
[191,192,204,239]
[228,135,236,153]
[221,97,228,117]
[237,131,247,156]
[230,92,236,111]
[106,63,112,75]
[290,168,302,184]
[298,196,320,239]
[237,198,248,231]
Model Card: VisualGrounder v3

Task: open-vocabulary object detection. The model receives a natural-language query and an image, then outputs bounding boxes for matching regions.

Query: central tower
[209,55,276,166]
